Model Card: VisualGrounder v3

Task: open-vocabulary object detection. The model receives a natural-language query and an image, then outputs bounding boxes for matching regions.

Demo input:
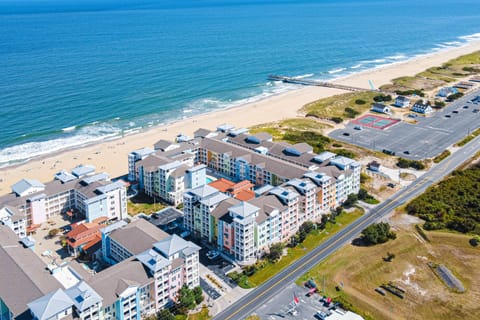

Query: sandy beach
[1,41,480,194]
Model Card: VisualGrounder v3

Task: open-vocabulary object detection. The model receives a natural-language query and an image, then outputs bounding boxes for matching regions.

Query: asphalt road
[213,135,480,320]
[329,89,480,160]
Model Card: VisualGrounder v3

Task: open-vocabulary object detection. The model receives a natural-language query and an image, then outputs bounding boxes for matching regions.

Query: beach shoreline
[1,40,480,194]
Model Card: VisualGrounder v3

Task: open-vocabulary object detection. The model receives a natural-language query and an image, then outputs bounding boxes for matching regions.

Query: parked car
[452,110,459,114]
[180,231,191,238]
[207,250,220,260]
[354,125,363,130]
[342,132,350,136]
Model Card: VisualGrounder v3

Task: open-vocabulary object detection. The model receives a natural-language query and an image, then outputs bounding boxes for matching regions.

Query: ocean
[1,0,480,167]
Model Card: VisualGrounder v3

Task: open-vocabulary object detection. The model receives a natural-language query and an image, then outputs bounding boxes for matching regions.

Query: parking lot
[199,248,237,289]
[254,282,338,320]
[330,90,480,160]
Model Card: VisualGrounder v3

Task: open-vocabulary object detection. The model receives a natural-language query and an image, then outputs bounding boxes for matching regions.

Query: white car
[207,250,220,260]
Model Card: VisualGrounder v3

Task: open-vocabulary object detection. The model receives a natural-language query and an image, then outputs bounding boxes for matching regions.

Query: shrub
[330,117,344,124]
[344,107,360,118]
[395,89,425,97]
[343,193,358,208]
[48,229,60,238]
[355,99,366,105]
[335,149,357,159]
[361,222,396,245]
[447,92,464,101]
[267,243,284,262]
[433,150,451,163]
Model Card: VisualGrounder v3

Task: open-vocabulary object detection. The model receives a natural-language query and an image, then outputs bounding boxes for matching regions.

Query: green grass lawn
[127,192,166,216]
[187,306,211,320]
[247,209,364,287]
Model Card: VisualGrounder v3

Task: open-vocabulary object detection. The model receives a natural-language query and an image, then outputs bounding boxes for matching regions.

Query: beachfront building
[0,165,127,236]
[437,86,458,98]
[0,215,200,320]
[131,139,206,206]
[370,103,391,114]
[130,127,360,264]
[411,102,433,114]
[101,219,168,265]
[0,225,65,320]
[128,147,155,181]
[394,96,410,108]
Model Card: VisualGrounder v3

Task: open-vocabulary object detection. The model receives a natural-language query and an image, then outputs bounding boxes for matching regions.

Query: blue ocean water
[1,0,480,166]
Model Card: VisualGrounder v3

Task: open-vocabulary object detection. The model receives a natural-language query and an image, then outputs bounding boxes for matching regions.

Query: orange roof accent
[235,190,255,201]
[82,234,102,250]
[208,178,235,193]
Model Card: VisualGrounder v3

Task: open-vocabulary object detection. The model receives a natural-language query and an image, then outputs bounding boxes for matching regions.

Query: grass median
[246,209,364,287]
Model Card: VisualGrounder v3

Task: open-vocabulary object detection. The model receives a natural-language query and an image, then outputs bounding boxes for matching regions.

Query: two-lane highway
[213,135,480,320]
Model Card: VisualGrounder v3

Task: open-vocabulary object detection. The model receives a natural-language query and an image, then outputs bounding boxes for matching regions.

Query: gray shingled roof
[88,257,153,306]
[154,139,178,151]
[210,198,240,220]
[0,226,63,317]
[65,281,102,312]
[11,178,45,196]
[154,234,200,257]
[109,219,169,255]
[28,289,73,320]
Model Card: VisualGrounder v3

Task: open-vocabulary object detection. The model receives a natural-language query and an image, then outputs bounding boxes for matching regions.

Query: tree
[361,222,396,245]
[155,309,175,320]
[267,243,284,262]
[299,221,315,235]
[48,229,60,238]
[176,285,196,314]
[343,193,358,208]
[193,286,204,305]
[330,117,343,124]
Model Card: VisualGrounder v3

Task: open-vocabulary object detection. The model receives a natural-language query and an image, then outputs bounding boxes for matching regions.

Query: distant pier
[268,75,380,92]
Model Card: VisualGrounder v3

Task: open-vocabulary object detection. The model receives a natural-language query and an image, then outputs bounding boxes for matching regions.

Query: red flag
[293,293,300,304]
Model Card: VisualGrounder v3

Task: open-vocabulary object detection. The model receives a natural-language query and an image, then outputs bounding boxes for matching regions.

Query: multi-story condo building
[129,126,360,265]
[0,165,127,237]
[0,216,200,320]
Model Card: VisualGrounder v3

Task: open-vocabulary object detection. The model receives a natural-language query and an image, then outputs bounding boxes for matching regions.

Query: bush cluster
[406,163,480,234]
[361,222,397,245]
[397,158,425,170]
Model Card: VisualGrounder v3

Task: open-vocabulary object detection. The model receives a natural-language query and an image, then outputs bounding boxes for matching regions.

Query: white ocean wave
[62,126,76,132]
[0,124,121,167]
[292,73,314,79]
[386,54,407,60]
[362,58,387,64]
[458,32,480,41]
[351,63,363,69]
[328,68,346,74]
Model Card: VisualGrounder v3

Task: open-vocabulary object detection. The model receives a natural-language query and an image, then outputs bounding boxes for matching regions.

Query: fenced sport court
[351,114,400,130]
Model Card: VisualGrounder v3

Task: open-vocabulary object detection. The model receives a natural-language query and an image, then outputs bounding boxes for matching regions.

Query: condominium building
[0,216,200,320]
[0,165,127,237]
[130,126,360,265]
